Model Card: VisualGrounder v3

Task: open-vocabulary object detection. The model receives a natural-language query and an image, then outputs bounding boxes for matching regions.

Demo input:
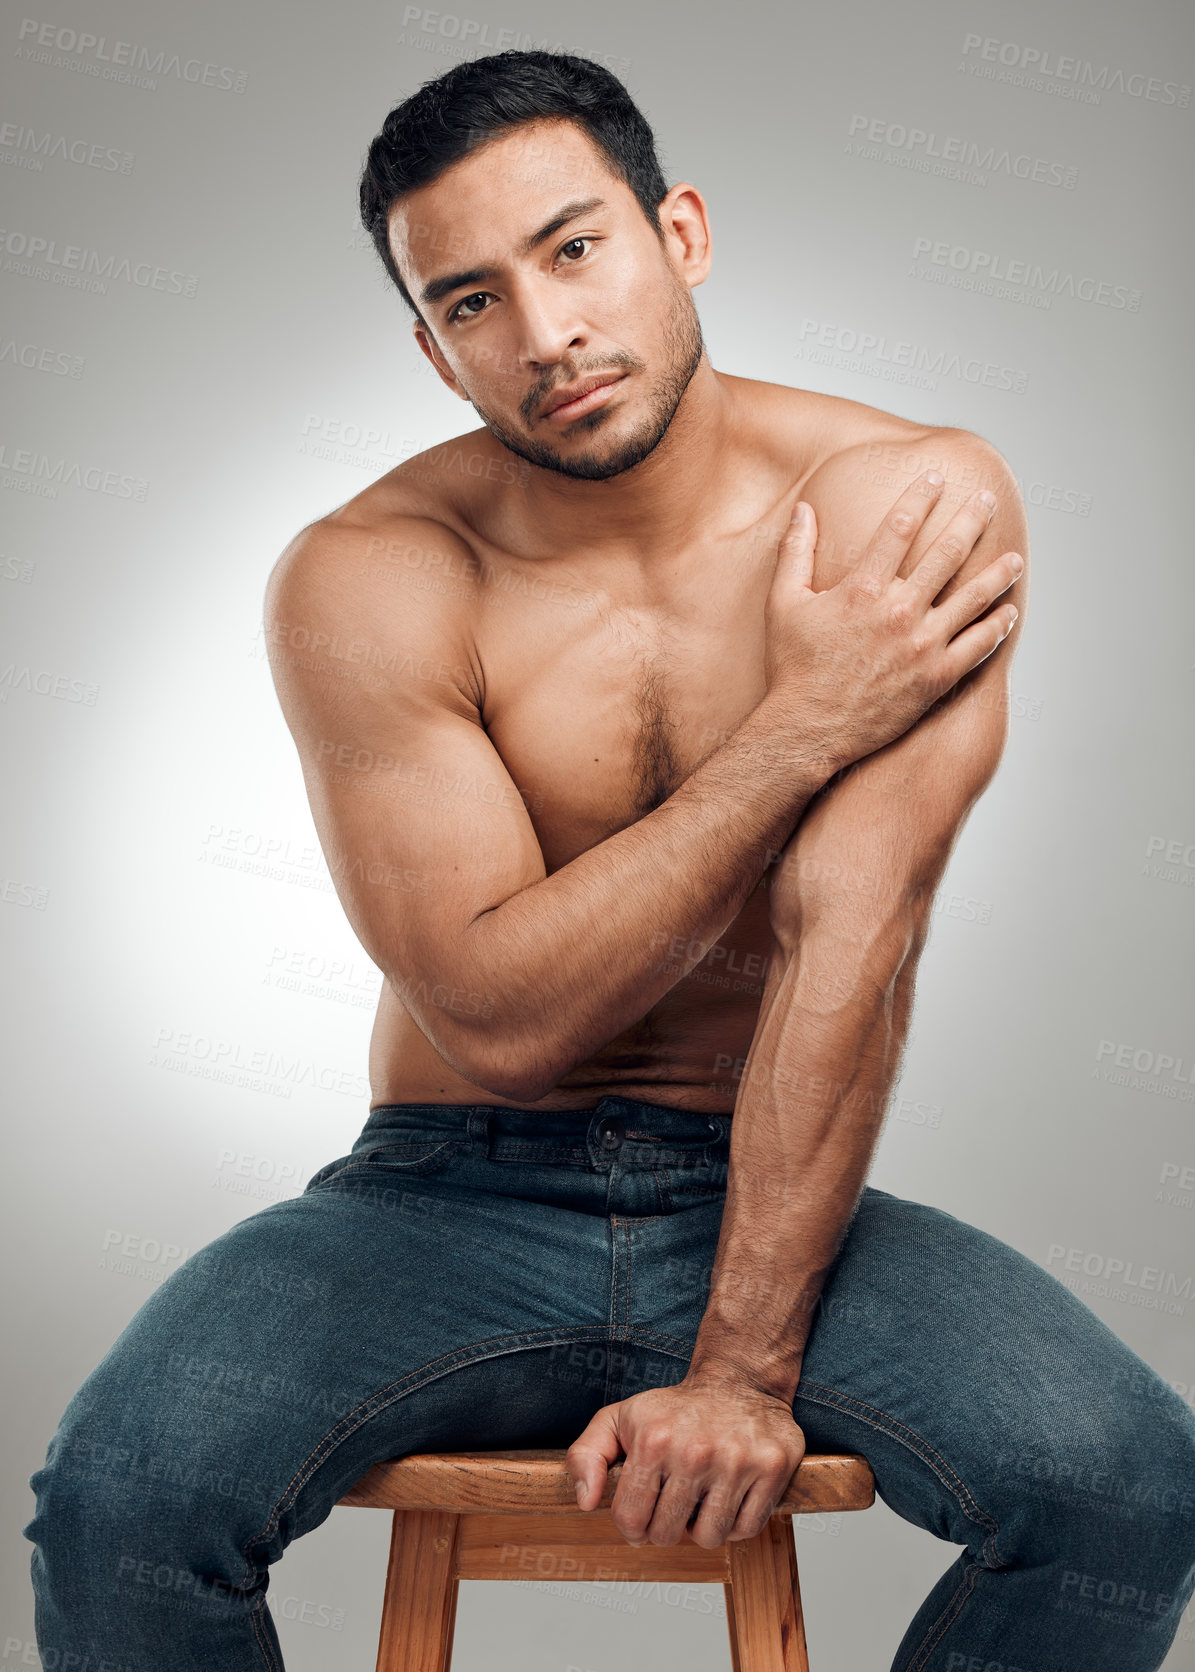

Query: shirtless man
[25,50,1195,1672]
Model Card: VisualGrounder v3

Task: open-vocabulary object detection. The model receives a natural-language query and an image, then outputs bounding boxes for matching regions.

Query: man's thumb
[567,1406,622,1511]
[772,501,817,598]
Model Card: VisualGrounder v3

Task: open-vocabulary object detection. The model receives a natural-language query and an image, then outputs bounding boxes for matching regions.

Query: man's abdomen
[365,897,776,1114]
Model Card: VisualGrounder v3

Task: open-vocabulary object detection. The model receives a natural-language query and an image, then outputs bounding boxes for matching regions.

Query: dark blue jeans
[24,1096,1195,1670]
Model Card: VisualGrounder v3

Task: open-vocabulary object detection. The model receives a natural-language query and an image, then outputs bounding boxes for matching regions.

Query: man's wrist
[747,689,852,792]
[684,1351,803,1405]
[685,1269,830,1405]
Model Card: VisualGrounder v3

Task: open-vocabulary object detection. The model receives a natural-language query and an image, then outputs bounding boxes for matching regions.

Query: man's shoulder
[804,417,1017,508]
[262,428,501,713]
[726,373,1016,508]
[728,375,1025,598]
[792,402,1020,582]
[266,426,502,620]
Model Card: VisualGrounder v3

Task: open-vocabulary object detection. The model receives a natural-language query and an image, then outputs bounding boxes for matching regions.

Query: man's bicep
[263,521,547,1040]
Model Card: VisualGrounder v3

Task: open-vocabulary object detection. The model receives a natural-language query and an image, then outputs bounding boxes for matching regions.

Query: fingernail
[925,470,944,487]
[791,503,808,526]
[574,1480,586,1504]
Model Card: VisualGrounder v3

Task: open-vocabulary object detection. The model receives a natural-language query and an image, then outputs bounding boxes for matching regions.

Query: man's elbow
[469,1059,549,1103]
[462,1056,563,1104]
[376,926,563,1102]
[400,999,556,1104]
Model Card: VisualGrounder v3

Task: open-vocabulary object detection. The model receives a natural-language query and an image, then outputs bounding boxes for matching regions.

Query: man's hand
[762,468,1021,771]
[565,1375,807,1549]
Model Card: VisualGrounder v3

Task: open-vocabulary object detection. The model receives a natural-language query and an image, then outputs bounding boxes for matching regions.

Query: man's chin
[482,415,672,483]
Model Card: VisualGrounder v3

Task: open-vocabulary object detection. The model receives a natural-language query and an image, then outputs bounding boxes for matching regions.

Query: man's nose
[510,279,587,374]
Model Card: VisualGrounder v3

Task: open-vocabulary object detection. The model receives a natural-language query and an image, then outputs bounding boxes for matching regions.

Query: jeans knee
[1117,1399,1195,1589]
[986,1384,1195,1570]
[25,1406,148,1570]
[1057,1395,1195,1594]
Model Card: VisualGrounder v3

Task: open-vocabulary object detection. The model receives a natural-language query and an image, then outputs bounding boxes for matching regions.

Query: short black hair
[359,50,670,319]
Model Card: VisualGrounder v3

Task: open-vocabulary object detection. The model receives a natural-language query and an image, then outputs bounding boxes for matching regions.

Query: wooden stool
[338,1448,874,1670]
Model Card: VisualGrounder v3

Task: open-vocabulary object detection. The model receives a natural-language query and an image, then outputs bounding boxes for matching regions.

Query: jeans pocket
[304,1137,466,1192]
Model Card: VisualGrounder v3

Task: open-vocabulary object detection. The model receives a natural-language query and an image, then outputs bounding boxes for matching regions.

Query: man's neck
[496,361,750,565]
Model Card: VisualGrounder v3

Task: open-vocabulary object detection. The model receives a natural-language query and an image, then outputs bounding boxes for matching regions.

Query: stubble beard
[462,279,706,483]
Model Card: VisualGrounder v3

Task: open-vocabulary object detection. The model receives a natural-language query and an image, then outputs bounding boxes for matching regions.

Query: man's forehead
[387,119,621,279]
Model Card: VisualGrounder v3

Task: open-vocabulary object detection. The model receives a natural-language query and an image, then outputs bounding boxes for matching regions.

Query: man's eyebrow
[417,196,608,308]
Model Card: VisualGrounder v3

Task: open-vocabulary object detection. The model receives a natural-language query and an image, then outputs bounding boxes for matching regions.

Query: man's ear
[655,182,713,290]
[412,321,469,400]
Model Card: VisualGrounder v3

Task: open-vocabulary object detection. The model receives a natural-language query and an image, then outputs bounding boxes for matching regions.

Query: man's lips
[539,372,626,422]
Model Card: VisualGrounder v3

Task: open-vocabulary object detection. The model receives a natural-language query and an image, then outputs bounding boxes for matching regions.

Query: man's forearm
[450,696,845,1099]
[685,932,916,1401]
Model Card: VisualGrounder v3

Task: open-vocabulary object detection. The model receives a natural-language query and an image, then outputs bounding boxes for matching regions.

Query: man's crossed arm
[566,428,1031,1548]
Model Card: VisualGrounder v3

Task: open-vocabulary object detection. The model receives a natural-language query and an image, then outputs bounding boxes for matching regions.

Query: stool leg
[375,1508,461,1672]
[726,1517,809,1671]
[723,1581,743,1672]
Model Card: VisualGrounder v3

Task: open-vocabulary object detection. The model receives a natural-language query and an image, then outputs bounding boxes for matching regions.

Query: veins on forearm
[687,954,915,1395]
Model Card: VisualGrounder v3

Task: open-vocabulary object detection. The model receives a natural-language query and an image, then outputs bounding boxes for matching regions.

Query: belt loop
[468,1107,494,1151]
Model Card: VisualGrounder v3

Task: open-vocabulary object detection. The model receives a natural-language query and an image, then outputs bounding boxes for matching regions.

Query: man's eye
[448,241,593,321]
[450,292,489,322]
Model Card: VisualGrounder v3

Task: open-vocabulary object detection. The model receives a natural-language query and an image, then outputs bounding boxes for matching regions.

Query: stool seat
[338,1448,874,1669]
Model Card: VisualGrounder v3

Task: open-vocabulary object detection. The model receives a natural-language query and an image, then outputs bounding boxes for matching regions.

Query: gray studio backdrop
[3,0,1192,1665]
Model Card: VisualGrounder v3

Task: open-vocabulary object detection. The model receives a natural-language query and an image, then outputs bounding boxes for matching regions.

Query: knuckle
[886,597,915,633]
[886,508,916,538]
[908,630,933,659]
[935,533,966,563]
[847,570,883,601]
[961,579,989,611]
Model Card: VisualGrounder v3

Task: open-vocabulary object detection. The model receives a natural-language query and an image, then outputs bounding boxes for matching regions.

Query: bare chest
[471,537,778,871]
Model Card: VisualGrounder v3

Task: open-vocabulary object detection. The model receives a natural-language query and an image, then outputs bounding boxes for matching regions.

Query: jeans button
[596,1115,624,1150]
